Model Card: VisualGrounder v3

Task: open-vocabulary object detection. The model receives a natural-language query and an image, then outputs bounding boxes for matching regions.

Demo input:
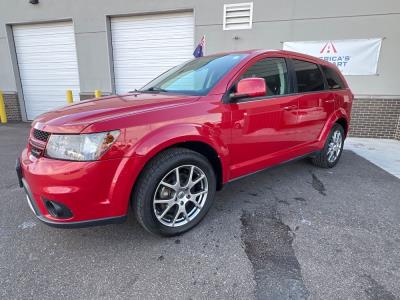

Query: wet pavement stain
[241,210,309,300]
[157,255,165,261]
[311,173,326,196]
[278,199,290,205]
[362,274,396,300]
[294,197,307,202]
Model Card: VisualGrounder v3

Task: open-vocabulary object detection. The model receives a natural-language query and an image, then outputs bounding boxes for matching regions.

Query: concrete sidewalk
[345,137,400,179]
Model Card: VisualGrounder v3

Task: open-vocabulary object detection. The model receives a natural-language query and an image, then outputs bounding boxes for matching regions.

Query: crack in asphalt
[240,206,309,300]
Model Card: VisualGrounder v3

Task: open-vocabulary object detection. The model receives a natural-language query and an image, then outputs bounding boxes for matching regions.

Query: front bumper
[16,149,136,228]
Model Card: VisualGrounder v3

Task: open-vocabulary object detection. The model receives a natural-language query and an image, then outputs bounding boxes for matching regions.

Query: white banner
[283,39,382,75]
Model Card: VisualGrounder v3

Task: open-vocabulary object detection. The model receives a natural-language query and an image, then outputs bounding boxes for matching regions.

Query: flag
[193,36,205,58]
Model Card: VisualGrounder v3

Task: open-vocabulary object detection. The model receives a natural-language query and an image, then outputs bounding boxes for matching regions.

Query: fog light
[44,199,73,219]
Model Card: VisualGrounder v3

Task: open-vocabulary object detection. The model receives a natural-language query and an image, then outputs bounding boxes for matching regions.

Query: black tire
[311,123,345,168]
[132,148,216,236]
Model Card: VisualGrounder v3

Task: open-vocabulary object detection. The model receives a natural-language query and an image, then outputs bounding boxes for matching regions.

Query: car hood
[32,93,200,133]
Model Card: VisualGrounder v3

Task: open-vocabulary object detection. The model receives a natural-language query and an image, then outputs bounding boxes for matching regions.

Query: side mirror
[230,78,266,100]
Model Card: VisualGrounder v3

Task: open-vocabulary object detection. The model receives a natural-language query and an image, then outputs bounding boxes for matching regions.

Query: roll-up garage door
[13,21,80,120]
[111,12,194,94]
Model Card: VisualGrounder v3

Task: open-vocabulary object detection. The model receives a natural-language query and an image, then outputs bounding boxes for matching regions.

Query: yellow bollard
[0,90,7,124]
[66,90,73,104]
[94,90,102,99]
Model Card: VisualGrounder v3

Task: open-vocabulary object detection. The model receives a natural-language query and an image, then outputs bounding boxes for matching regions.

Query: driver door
[227,57,300,178]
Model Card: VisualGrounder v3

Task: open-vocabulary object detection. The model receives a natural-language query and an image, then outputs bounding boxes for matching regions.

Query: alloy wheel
[153,165,208,227]
[327,130,343,163]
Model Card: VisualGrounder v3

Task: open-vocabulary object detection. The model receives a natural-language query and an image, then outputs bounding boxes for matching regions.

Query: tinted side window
[241,58,289,96]
[322,66,345,90]
[293,60,324,93]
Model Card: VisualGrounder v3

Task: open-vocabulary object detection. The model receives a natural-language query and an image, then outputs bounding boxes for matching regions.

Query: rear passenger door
[290,59,335,143]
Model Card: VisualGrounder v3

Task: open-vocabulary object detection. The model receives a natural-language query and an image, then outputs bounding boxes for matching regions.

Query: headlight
[45,130,120,161]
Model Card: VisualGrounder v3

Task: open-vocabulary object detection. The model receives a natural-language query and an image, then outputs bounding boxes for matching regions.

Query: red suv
[17,50,353,236]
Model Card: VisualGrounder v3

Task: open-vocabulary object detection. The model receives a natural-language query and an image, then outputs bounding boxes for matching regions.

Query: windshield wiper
[142,87,169,93]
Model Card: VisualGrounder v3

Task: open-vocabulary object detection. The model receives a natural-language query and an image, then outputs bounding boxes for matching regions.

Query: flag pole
[203,35,206,56]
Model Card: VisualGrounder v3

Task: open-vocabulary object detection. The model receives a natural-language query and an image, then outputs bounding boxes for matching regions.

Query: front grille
[33,129,50,142]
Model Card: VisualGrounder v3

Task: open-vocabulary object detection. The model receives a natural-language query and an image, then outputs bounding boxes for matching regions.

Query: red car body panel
[19,50,353,226]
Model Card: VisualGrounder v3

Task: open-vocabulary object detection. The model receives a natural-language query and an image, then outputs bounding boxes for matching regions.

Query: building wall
[351,98,400,139]
[0,0,400,139]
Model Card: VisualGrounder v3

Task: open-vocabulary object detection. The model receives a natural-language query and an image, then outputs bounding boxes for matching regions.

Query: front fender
[129,123,230,182]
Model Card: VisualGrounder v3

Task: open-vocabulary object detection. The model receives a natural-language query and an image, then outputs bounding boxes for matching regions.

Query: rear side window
[292,60,324,93]
[241,58,289,96]
[321,66,345,90]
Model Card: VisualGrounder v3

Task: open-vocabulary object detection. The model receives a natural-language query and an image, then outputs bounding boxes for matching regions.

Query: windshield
[140,54,247,96]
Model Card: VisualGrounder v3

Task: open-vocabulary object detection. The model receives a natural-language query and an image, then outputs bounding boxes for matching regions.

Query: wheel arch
[129,125,229,203]
[335,117,348,137]
[129,140,225,212]
[170,141,224,191]
[318,110,350,147]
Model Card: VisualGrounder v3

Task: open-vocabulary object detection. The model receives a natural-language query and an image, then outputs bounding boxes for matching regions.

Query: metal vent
[223,2,253,30]
[33,129,50,142]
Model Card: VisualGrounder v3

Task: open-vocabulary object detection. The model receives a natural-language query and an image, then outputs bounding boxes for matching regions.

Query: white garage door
[111,12,194,94]
[13,22,80,120]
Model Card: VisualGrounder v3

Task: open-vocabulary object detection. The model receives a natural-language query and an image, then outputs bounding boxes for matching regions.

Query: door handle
[283,105,297,111]
[324,99,335,103]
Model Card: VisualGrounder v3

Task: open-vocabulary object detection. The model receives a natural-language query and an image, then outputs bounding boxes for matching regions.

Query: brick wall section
[395,116,400,140]
[2,92,22,121]
[349,98,400,140]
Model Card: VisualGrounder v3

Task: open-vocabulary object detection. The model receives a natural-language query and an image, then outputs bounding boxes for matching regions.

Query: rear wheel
[132,148,216,236]
[311,123,344,168]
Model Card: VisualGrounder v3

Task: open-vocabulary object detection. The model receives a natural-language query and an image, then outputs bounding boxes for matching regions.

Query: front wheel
[311,123,345,168]
[132,148,216,236]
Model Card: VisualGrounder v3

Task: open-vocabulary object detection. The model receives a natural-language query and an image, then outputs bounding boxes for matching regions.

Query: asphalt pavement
[1,123,399,300]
